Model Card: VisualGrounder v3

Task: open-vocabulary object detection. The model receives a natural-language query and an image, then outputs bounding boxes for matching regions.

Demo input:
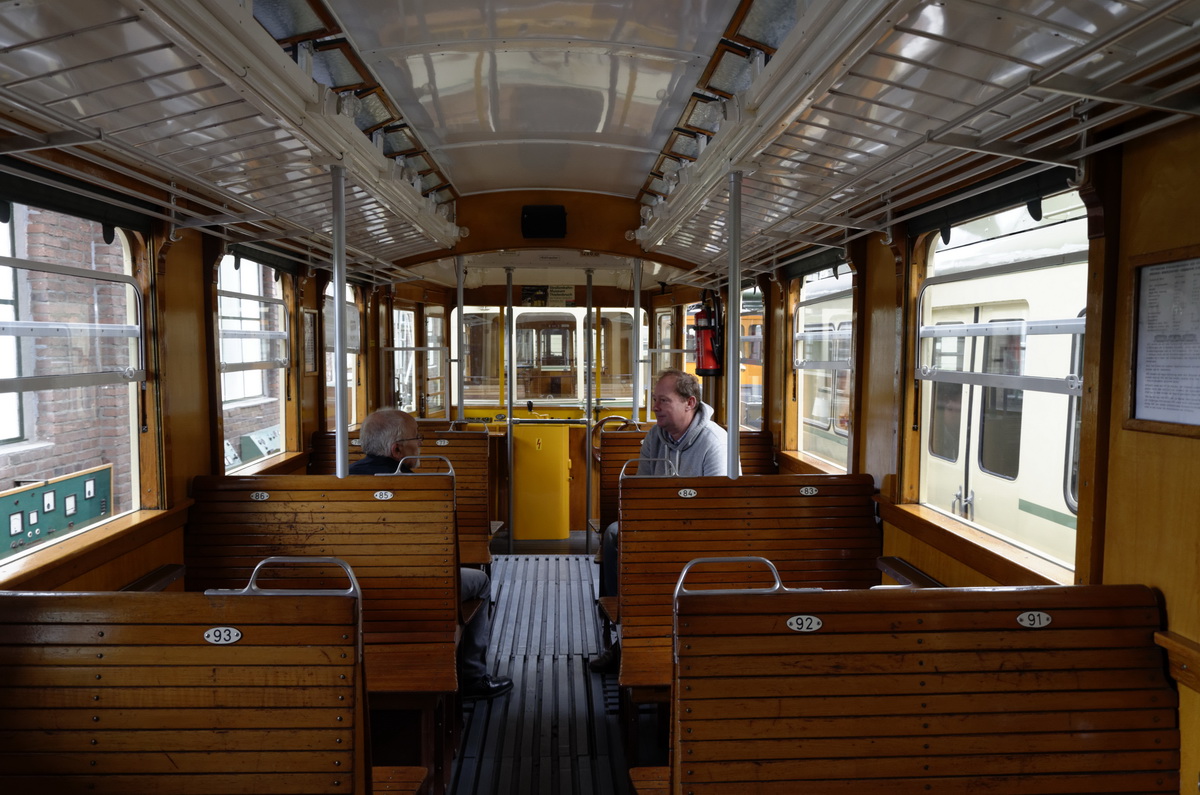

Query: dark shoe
[588,643,620,673]
[462,674,513,701]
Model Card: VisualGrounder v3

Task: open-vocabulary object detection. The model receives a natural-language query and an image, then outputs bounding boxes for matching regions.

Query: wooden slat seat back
[617,473,880,690]
[0,589,370,794]
[594,427,653,532]
[307,428,363,474]
[670,582,1180,794]
[186,474,460,694]
[593,427,778,535]
[736,429,778,473]
[405,430,493,566]
[309,429,494,566]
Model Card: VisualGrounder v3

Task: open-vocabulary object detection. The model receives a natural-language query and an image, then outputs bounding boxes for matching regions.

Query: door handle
[950,486,962,515]
[961,489,975,521]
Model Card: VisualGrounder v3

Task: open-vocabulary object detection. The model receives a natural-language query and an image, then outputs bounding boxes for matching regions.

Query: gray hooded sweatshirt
[638,400,730,476]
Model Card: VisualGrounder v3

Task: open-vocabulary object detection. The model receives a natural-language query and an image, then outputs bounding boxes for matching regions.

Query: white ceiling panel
[331,0,742,196]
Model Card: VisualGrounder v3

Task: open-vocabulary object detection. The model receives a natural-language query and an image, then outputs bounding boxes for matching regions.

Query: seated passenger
[591,369,729,672]
[351,408,513,701]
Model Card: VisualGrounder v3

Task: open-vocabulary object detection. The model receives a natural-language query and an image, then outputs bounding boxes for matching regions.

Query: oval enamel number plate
[204,627,242,645]
[436,439,449,446]
[787,615,824,632]
[374,491,394,501]
[799,486,819,496]
[249,491,269,501]
[678,488,697,498]
[1017,611,1053,628]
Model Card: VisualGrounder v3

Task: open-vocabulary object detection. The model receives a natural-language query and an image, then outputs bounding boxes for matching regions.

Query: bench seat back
[615,473,879,690]
[596,427,652,531]
[409,430,493,565]
[187,474,459,648]
[672,582,1180,794]
[0,589,366,794]
[309,429,494,565]
[596,427,777,532]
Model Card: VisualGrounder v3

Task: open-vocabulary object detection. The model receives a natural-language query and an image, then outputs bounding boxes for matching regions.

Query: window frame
[0,202,151,565]
[792,278,853,471]
[216,253,290,472]
[910,193,1089,577]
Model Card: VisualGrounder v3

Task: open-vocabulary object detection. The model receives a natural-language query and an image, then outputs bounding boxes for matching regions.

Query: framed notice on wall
[302,309,318,374]
[1132,255,1200,429]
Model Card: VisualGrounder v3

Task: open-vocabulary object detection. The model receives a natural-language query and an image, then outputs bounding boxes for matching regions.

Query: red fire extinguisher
[695,291,723,376]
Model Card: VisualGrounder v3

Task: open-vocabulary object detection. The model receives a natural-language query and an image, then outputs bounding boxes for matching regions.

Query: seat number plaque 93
[204,627,243,645]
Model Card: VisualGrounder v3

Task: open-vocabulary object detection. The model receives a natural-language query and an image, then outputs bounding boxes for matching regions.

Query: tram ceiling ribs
[0,0,457,278]
[643,0,1200,279]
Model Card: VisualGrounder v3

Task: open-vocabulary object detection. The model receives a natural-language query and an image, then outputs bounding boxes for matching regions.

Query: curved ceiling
[0,1,1198,290]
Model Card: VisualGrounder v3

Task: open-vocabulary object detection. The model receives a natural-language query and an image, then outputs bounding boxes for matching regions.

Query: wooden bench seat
[309,428,497,566]
[630,570,1180,793]
[588,425,777,543]
[185,474,461,793]
[0,581,426,794]
[415,430,494,566]
[589,424,653,537]
[615,473,880,685]
[612,473,880,759]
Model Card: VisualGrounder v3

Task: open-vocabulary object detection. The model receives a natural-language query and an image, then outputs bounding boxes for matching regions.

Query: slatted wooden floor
[450,555,632,795]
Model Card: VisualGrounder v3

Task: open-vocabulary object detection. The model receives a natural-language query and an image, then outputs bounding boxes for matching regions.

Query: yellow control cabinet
[512,424,570,540]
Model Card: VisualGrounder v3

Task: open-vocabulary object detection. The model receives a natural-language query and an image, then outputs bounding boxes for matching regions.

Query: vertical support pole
[505,268,515,554]
[455,255,466,422]
[332,164,349,478]
[631,258,643,424]
[726,170,742,479]
[585,269,594,554]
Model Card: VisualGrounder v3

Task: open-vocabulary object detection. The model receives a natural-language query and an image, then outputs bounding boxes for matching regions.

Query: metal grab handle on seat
[619,457,678,478]
[673,556,784,601]
[205,555,362,598]
[376,454,455,476]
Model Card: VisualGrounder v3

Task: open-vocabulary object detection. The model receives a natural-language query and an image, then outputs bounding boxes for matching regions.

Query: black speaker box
[521,205,567,238]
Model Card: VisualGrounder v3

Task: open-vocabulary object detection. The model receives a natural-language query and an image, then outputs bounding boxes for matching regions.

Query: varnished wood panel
[1105,119,1200,794]
[670,585,1178,794]
[0,590,364,794]
[616,473,880,692]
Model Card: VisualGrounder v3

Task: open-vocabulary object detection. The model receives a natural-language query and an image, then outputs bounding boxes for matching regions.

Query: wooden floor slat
[450,555,631,795]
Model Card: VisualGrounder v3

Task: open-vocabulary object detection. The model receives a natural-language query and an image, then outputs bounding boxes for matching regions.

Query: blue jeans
[459,567,490,682]
[601,522,619,598]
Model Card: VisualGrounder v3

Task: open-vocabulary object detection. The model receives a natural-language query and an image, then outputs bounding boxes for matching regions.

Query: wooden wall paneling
[160,230,216,502]
[860,231,905,494]
[1106,119,1200,795]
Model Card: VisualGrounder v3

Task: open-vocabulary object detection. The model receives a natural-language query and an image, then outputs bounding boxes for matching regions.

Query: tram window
[793,268,852,470]
[928,326,964,462]
[393,308,416,412]
[741,287,764,430]
[654,308,674,374]
[217,255,288,472]
[0,203,142,554]
[454,307,502,405]
[323,284,361,428]
[515,310,578,401]
[1065,310,1085,512]
[917,190,1087,568]
[425,305,446,416]
[683,302,699,371]
[978,323,1024,480]
[598,310,643,402]
[1,240,19,443]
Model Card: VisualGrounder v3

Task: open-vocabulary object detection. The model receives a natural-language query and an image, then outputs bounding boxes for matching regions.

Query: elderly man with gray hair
[351,408,513,701]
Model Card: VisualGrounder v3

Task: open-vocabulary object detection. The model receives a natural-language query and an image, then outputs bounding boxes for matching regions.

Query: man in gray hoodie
[591,369,729,672]
[635,368,729,478]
